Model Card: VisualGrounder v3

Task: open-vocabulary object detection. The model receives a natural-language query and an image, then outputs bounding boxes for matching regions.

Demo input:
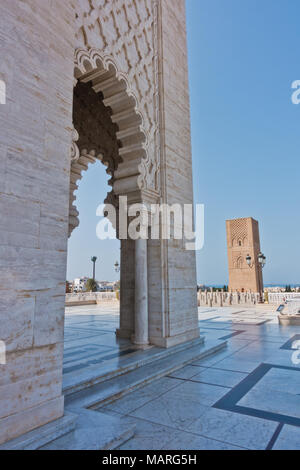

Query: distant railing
[66,292,119,306]
[268,293,300,304]
[198,290,261,307]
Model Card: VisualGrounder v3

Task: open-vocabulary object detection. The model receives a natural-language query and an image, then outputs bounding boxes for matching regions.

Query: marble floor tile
[186,407,278,450]
[211,357,260,373]
[63,304,300,449]
[272,424,300,450]
[191,349,232,367]
[237,387,300,418]
[251,367,300,395]
[168,365,206,380]
[100,377,182,415]
[160,430,246,450]
[191,368,247,388]
[170,380,228,406]
[117,416,187,451]
[130,394,209,431]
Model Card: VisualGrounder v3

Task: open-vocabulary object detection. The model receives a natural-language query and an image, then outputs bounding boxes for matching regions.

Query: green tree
[85,278,98,292]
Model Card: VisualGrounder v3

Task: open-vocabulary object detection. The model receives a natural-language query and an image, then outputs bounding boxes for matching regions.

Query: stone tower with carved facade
[226,217,263,293]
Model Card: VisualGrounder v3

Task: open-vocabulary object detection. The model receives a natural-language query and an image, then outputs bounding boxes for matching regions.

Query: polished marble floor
[63,305,138,377]
[64,305,300,450]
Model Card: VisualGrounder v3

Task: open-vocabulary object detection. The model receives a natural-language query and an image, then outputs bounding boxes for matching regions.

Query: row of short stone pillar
[198,290,261,307]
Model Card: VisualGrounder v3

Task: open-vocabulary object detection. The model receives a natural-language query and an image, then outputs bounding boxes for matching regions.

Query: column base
[0,410,77,450]
[150,327,200,349]
[0,396,64,446]
[131,335,151,350]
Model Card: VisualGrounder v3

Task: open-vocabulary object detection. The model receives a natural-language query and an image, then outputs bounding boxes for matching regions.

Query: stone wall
[0,0,75,445]
[148,0,199,347]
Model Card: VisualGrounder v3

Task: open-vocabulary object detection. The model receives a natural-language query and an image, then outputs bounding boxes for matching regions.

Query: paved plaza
[63,304,300,450]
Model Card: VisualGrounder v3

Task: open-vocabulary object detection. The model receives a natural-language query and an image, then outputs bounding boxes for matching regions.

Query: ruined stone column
[134,239,149,346]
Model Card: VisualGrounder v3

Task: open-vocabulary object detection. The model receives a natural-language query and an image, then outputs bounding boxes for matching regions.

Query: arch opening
[69,48,149,237]
[66,49,150,350]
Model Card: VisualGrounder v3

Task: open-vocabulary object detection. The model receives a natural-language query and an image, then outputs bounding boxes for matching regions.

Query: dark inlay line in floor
[266,423,284,450]
[232,319,272,326]
[63,348,137,375]
[280,334,300,351]
[213,363,300,427]
[166,375,231,389]
[198,316,221,321]
[64,351,116,367]
[198,326,232,331]
[65,327,115,334]
[63,345,113,359]
[64,333,108,343]
[64,347,116,365]
[219,330,245,340]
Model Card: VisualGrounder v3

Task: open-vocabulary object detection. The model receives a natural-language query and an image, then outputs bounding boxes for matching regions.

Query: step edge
[42,408,136,451]
[89,341,226,409]
[69,340,227,410]
[63,337,205,396]
[0,412,78,451]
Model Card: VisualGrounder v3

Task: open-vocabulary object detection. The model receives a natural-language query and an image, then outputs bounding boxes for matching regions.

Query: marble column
[134,238,149,346]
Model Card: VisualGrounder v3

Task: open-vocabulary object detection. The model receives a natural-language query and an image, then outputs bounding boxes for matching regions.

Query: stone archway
[69,48,154,347]
[69,80,121,236]
[71,48,150,213]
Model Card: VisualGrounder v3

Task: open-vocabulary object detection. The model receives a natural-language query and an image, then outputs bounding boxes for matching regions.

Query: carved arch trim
[69,47,159,236]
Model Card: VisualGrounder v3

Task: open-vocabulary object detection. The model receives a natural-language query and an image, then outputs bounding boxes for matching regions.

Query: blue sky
[67,0,300,285]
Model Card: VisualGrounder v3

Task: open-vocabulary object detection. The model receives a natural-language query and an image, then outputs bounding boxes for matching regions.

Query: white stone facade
[0,0,199,444]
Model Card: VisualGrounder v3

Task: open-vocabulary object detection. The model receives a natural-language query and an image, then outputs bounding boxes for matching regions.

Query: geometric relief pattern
[230,218,247,243]
[231,219,248,269]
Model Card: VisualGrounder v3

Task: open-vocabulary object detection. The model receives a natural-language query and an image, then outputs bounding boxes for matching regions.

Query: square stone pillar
[0,0,75,444]
[147,0,199,348]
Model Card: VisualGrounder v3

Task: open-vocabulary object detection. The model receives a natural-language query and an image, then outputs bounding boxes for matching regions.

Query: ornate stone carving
[70,127,80,163]
[72,0,160,194]
[69,81,120,236]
